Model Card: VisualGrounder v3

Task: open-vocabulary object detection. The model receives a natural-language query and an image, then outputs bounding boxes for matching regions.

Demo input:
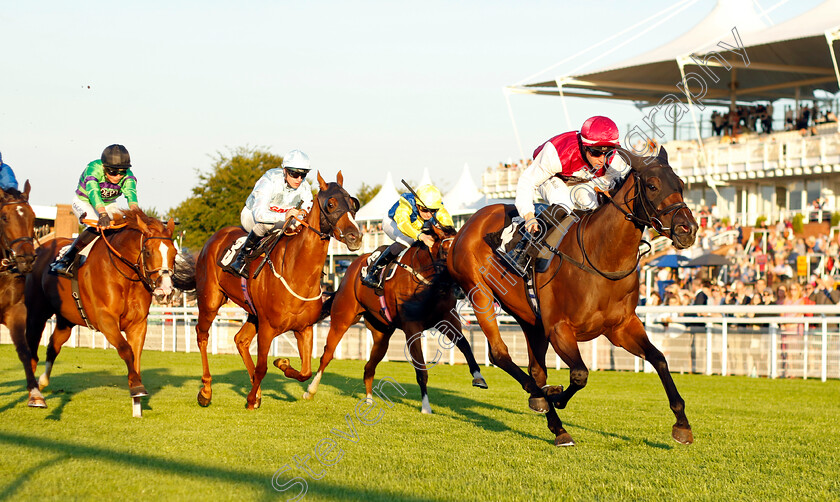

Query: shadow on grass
[0,431,438,502]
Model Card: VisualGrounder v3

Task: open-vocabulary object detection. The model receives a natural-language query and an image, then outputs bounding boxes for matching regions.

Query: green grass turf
[0,344,838,501]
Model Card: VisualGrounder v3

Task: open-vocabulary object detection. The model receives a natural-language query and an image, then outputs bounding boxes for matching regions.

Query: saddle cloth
[56,236,100,269]
[218,235,248,268]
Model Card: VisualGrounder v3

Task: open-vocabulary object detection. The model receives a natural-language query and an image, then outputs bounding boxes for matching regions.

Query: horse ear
[615,147,651,172]
[317,171,328,191]
[166,217,175,234]
[336,170,344,187]
[135,214,150,235]
[657,146,669,164]
[22,180,30,200]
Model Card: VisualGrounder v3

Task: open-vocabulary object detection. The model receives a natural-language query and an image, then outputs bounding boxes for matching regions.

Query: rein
[85,220,173,292]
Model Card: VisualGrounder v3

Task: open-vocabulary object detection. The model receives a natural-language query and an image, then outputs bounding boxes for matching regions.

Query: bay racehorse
[0,182,41,407]
[303,222,487,413]
[447,147,698,446]
[193,171,361,409]
[24,209,179,415]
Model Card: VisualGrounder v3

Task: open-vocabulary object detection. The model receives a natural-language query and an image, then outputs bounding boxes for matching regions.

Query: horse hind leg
[405,322,432,414]
[38,315,75,392]
[439,311,487,389]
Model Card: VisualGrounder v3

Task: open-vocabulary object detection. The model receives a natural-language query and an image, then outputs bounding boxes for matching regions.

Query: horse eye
[647,183,657,191]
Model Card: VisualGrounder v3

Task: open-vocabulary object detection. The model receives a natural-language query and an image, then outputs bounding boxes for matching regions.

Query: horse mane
[0,188,25,202]
[118,208,167,234]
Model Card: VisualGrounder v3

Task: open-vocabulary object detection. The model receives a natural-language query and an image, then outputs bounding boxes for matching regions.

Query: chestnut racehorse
[303,222,487,413]
[193,171,362,409]
[24,209,178,413]
[0,182,40,407]
[447,147,698,446]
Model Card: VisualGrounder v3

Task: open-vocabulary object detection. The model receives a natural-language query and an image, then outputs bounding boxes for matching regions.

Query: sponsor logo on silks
[100,187,120,199]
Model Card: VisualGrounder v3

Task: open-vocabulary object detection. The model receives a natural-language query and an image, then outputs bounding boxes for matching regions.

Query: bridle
[607,170,690,238]
[98,225,174,292]
[0,199,36,272]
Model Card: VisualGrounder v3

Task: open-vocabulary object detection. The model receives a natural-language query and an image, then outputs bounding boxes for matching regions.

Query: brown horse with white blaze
[0,182,41,406]
[447,147,698,446]
[193,171,361,409]
[24,209,178,414]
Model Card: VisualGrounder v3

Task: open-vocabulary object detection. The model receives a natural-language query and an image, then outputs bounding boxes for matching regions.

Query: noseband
[609,171,690,238]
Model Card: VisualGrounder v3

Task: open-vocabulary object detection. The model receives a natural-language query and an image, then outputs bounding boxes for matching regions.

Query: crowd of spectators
[641,216,840,310]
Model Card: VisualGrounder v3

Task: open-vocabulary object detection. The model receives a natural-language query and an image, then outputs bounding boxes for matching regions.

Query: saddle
[217,230,282,279]
[484,204,581,317]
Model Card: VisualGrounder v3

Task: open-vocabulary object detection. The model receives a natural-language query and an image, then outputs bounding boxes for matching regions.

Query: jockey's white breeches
[71,198,122,228]
[383,216,414,247]
[537,177,600,212]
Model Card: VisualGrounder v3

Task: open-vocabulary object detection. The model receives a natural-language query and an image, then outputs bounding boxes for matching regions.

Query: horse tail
[173,250,197,291]
[318,291,336,322]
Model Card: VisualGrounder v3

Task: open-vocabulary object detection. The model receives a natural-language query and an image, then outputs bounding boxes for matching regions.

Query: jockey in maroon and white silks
[515,116,629,233]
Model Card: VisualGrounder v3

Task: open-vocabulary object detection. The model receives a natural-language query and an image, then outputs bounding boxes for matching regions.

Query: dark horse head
[315,171,362,251]
[616,147,698,249]
[0,180,36,274]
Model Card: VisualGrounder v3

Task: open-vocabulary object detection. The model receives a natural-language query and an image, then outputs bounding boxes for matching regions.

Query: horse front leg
[274,325,314,382]
[521,322,567,442]
[246,323,277,410]
[233,316,258,403]
[6,303,44,407]
[124,321,149,397]
[607,317,693,445]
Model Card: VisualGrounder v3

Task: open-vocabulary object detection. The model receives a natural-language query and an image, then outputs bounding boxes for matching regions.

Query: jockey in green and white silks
[226,149,314,278]
[51,144,139,278]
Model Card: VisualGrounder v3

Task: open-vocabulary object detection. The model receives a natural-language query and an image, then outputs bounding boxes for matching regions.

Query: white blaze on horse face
[16,207,24,217]
[346,212,360,234]
[155,242,173,295]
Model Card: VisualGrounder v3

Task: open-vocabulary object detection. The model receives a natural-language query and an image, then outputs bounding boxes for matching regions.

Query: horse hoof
[129,385,148,398]
[197,390,212,407]
[472,378,488,389]
[38,374,49,391]
[27,396,47,409]
[554,432,575,447]
[672,425,694,445]
[273,358,290,371]
[529,396,550,414]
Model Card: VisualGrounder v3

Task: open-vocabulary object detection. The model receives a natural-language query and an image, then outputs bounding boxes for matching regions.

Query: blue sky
[0,0,823,212]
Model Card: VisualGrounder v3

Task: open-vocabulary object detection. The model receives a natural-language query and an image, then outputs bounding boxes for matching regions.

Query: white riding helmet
[282,149,311,172]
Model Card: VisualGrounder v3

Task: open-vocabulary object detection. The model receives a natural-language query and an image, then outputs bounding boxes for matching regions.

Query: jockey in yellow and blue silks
[51,144,138,277]
[361,184,453,290]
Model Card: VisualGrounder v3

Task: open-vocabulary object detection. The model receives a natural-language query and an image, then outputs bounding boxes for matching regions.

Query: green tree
[170,147,283,250]
[356,182,381,207]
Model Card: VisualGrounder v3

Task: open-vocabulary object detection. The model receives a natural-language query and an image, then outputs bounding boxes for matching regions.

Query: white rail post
[770,323,778,379]
[485,339,490,367]
[211,320,218,355]
[803,325,809,380]
[591,338,598,371]
[172,312,177,352]
[706,322,713,376]
[721,321,728,377]
[821,319,828,383]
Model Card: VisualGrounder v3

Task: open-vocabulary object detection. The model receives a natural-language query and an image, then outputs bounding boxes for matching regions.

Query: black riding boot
[50,227,99,278]
[361,242,405,291]
[502,234,534,277]
[227,231,262,278]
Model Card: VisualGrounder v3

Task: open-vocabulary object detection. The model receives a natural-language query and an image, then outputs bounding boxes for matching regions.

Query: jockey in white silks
[225,149,314,278]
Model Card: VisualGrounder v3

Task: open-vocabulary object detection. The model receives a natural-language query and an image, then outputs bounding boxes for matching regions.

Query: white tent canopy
[443,163,484,215]
[354,171,400,222]
[509,0,840,105]
[418,167,432,187]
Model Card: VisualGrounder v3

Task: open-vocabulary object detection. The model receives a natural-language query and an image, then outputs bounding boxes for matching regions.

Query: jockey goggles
[417,204,438,214]
[285,168,308,179]
[104,166,128,176]
[585,146,615,158]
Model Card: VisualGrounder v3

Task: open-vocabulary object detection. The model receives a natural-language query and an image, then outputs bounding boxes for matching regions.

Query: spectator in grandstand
[809,275,840,305]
